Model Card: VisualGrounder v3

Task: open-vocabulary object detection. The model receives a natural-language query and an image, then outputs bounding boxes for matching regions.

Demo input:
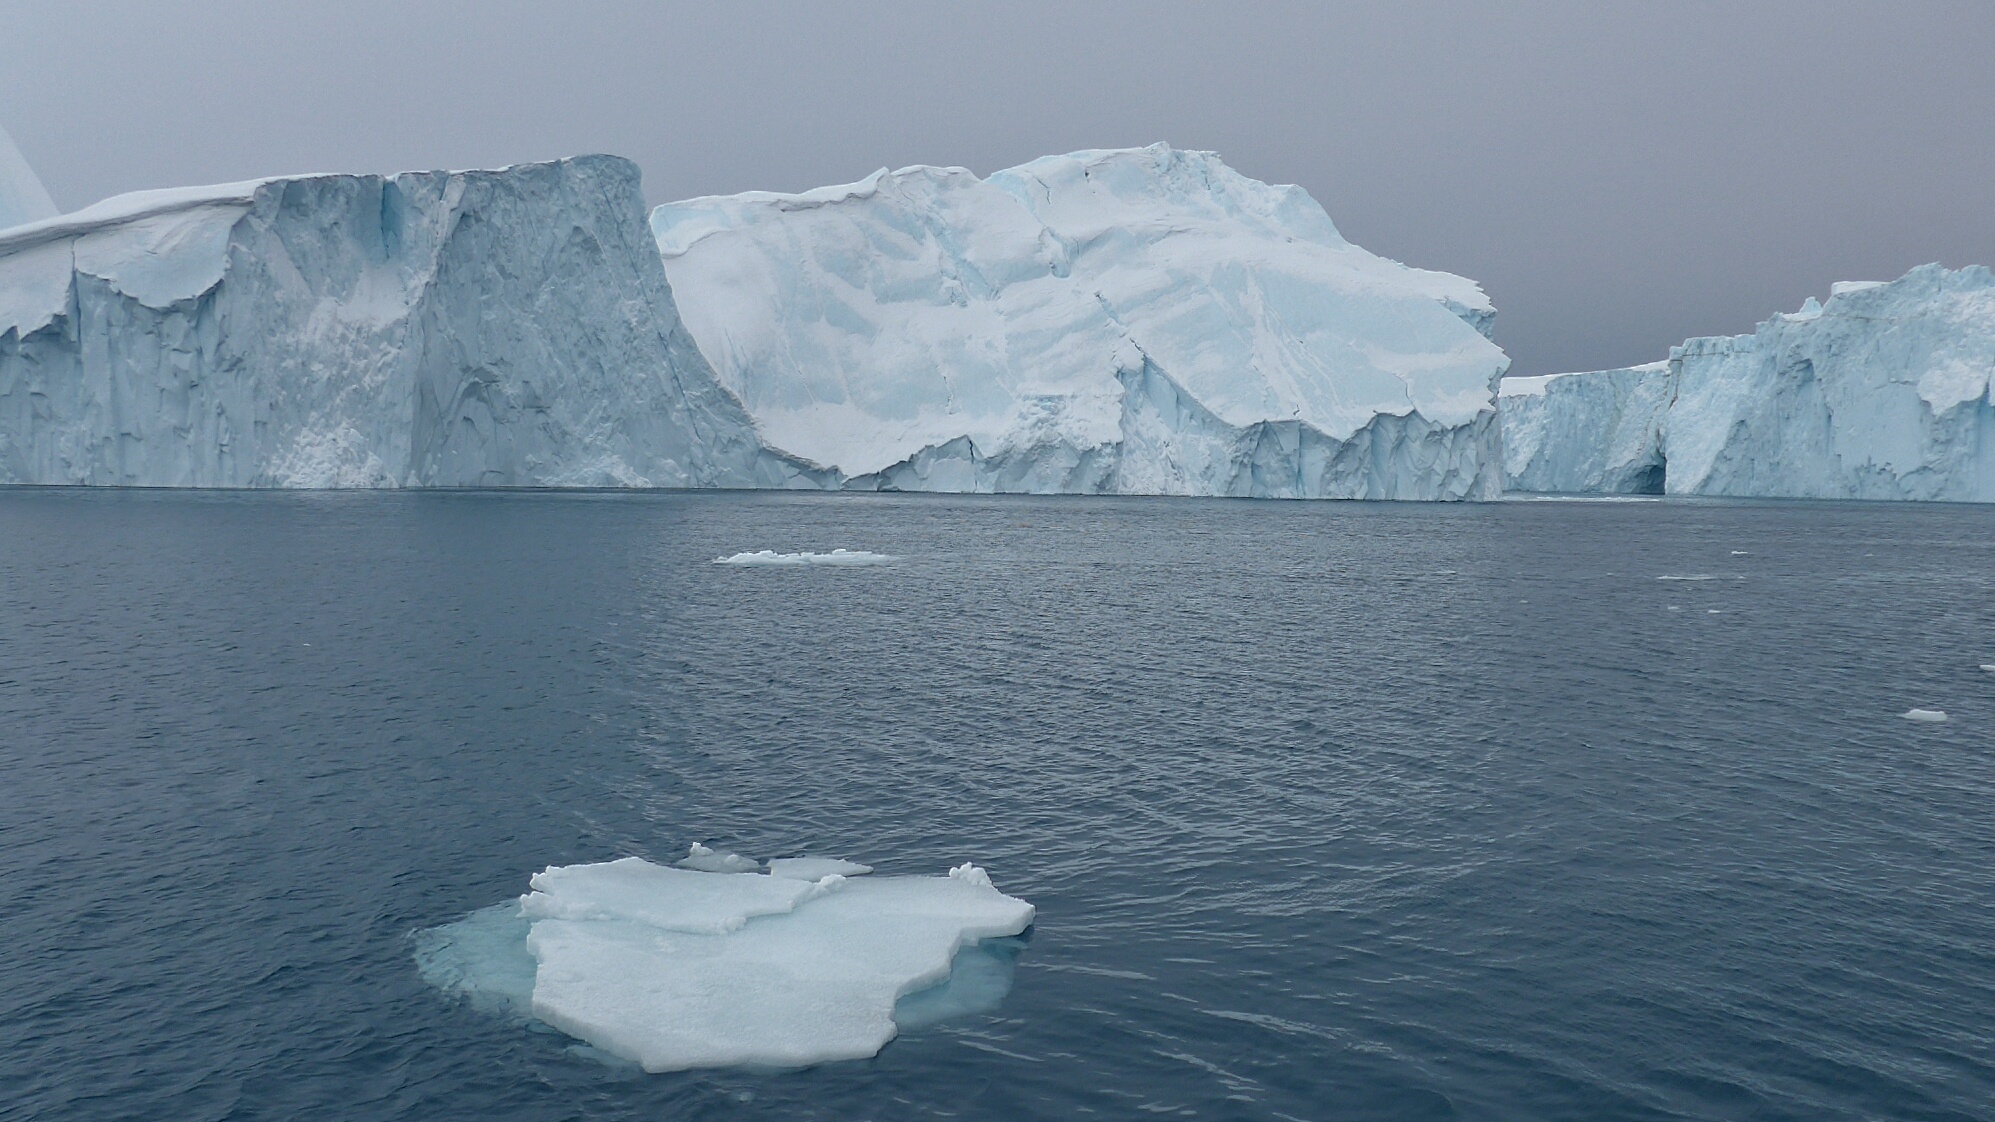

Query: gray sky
[4,0,1992,376]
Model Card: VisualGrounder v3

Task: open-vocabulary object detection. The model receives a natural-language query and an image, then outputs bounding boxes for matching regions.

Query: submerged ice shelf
[414,853,1034,1072]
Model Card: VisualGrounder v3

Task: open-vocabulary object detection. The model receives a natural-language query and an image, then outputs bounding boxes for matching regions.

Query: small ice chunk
[1731,550,1749,555]
[1902,708,1948,723]
[948,862,994,889]
[1980,664,1995,674]
[1707,609,1722,615]
[714,549,896,567]
[769,857,874,881]
[1667,605,1682,611]
[678,843,761,874]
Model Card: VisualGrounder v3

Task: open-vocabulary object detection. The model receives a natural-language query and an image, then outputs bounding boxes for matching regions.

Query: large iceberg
[1500,265,1995,501]
[0,125,58,232]
[653,144,1512,499]
[1500,362,1672,494]
[415,854,1036,1072]
[0,156,820,487]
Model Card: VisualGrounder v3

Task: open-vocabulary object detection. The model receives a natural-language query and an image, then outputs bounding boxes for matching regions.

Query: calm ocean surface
[2,490,1991,1121]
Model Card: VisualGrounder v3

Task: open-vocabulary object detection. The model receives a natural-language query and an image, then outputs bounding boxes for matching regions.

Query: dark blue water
[2,490,1992,1121]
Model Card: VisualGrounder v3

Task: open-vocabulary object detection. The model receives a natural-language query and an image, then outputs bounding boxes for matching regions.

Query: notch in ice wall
[1499,264,1995,502]
[0,125,58,231]
[0,155,827,488]
[653,144,1512,500]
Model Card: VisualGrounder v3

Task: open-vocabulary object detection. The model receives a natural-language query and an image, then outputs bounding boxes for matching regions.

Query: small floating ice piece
[525,859,1034,1072]
[1902,708,1948,723]
[1731,550,1749,555]
[677,843,761,874]
[1980,664,1995,674]
[1656,574,1742,582]
[714,549,896,567]
[768,857,874,881]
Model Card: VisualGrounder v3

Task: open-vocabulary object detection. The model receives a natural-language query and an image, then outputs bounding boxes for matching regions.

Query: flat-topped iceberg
[654,144,1512,499]
[415,854,1035,1072]
[1500,264,1995,501]
[0,155,820,488]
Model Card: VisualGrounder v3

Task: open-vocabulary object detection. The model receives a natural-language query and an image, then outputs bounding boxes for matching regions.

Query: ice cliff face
[1501,265,1995,501]
[0,155,814,488]
[1500,362,1672,494]
[653,144,1511,499]
[0,125,59,232]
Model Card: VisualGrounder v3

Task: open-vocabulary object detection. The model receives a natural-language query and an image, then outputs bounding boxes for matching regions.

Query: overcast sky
[4,0,1991,375]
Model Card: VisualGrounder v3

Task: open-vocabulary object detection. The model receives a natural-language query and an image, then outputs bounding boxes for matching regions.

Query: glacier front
[653,144,1512,499]
[1500,265,1995,501]
[0,155,818,488]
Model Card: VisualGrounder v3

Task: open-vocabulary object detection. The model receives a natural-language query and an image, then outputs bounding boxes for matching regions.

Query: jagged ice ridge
[1501,266,1995,501]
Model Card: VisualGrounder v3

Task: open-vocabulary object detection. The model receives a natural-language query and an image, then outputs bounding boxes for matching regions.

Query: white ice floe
[714,549,897,567]
[417,853,1035,1072]
[1980,664,1995,674]
[1655,575,1743,582]
[1902,708,1949,723]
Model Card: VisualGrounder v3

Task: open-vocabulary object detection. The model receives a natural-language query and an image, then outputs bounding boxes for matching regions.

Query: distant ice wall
[654,144,1511,500]
[1501,264,1995,502]
[1500,363,1672,494]
[0,125,59,231]
[0,155,820,488]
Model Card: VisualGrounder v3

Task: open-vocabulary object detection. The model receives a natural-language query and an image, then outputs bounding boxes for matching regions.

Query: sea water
[1,490,1991,1121]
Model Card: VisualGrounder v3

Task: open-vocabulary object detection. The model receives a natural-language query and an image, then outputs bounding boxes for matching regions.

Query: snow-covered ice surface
[654,144,1511,499]
[0,125,57,232]
[1501,265,1995,501]
[1902,708,1949,723]
[416,855,1035,1072]
[0,156,823,488]
[714,549,896,567]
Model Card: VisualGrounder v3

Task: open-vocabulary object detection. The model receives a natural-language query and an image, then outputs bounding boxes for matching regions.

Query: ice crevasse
[653,144,1513,499]
[1501,266,1995,501]
[0,154,821,487]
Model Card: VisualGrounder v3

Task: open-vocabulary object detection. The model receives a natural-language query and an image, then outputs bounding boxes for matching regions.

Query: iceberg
[653,144,1512,499]
[1501,265,1995,501]
[0,156,823,488]
[1500,362,1671,494]
[0,125,58,232]
[415,854,1036,1072]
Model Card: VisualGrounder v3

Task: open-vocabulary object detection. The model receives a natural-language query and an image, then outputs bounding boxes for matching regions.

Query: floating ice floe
[415,853,1034,1072]
[1656,574,1743,582]
[1980,664,1995,674]
[1902,709,1949,723]
[714,549,897,567]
